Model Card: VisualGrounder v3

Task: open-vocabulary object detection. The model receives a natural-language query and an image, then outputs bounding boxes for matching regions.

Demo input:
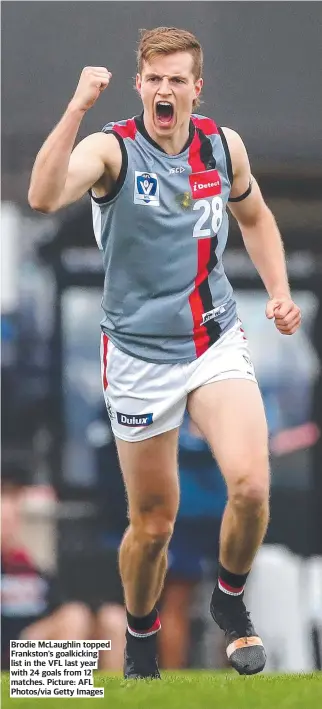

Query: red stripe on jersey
[113,119,137,140]
[191,116,219,136]
[189,241,212,356]
[102,334,109,390]
[188,126,211,357]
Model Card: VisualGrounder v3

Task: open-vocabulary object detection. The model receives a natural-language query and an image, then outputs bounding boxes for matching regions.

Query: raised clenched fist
[70,67,112,112]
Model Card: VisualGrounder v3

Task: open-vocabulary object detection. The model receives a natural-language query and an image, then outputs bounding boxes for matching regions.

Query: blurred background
[2,1,322,673]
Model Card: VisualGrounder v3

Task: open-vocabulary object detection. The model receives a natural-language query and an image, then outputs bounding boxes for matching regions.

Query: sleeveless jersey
[91,114,237,363]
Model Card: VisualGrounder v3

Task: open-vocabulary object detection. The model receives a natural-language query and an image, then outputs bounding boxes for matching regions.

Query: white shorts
[100,320,257,442]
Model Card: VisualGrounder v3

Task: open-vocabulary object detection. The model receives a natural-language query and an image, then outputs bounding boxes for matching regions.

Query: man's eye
[148,77,159,82]
[172,78,184,84]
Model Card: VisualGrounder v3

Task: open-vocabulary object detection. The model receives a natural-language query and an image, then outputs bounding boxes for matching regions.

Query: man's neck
[141,113,193,155]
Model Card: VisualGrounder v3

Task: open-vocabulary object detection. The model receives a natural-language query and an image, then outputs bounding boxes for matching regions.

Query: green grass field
[2,671,322,708]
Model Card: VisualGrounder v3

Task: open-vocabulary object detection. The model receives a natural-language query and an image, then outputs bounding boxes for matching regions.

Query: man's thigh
[101,336,186,442]
[187,379,269,490]
[116,429,180,521]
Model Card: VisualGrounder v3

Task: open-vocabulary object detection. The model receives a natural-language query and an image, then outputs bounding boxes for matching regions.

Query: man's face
[136,52,203,137]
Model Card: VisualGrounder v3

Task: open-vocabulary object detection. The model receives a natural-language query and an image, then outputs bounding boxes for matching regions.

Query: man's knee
[132,513,175,557]
[228,461,270,513]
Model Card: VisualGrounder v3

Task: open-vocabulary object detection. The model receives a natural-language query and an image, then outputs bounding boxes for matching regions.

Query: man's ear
[194,77,203,100]
[135,73,142,94]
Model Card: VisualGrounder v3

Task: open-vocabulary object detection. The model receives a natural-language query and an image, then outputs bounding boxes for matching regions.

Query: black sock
[126,607,161,638]
[216,563,250,598]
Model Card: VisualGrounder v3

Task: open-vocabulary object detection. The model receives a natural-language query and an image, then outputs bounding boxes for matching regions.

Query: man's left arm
[222,127,301,335]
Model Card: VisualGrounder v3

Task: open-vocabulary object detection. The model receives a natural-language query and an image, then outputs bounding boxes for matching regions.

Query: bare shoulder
[220,127,251,186]
[221,128,266,219]
[221,127,247,160]
[76,131,122,166]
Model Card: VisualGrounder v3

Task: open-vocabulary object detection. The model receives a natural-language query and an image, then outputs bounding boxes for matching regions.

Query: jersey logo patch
[169,166,185,175]
[134,172,160,206]
[175,192,193,210]
[189,169,221,200]
[201,303,227,325]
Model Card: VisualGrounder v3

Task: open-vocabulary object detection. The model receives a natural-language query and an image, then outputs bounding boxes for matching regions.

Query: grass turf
[2,671,322,708]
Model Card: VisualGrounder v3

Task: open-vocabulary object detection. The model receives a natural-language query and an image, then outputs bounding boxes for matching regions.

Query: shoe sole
[227,637,267,675]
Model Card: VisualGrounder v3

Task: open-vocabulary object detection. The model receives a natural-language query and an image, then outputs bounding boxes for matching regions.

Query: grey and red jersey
[91,114,238,363]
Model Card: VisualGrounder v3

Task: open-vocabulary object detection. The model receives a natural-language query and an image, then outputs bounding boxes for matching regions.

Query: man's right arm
[28,66,116,213]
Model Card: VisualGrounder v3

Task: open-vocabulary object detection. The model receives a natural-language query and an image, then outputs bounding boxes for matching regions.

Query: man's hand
[266,297,301,335]
[69,66,112,113]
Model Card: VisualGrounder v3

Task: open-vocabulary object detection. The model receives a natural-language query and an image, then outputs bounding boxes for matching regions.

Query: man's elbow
[28,191,58,214]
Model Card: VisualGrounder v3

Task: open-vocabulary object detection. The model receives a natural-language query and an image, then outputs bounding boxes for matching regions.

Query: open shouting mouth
[155,101,175,127]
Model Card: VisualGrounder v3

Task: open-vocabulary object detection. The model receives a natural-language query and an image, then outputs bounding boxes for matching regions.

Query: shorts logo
[134,172,160,206]
[189,169,222,200]
[105,399,116,420]
[201,303,227,325]
[116,412,154,427]
[242,354,252,368]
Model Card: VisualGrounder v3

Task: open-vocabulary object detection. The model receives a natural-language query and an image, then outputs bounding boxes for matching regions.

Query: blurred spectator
[1,462,126,670]
[54,540,126,671]
[1,464,92,668]
[56,541,126,671]
[159,412,227,669]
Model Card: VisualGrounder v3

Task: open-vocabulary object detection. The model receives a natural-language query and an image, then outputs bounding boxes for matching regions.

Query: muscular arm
[28,110,111,213]
[28,66,120,213]
[222,127,291,299]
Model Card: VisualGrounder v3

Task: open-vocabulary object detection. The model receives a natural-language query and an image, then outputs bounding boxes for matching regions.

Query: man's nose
[158,77,172,95]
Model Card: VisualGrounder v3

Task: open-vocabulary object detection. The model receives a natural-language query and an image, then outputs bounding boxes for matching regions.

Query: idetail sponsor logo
[189,169,222,199]
[116,412,154,427]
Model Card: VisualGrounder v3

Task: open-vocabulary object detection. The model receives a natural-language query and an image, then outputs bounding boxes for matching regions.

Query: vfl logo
[189,169,222,200]
[117,412,154,427]
[201,303,227,325]
[134,172,159,206]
